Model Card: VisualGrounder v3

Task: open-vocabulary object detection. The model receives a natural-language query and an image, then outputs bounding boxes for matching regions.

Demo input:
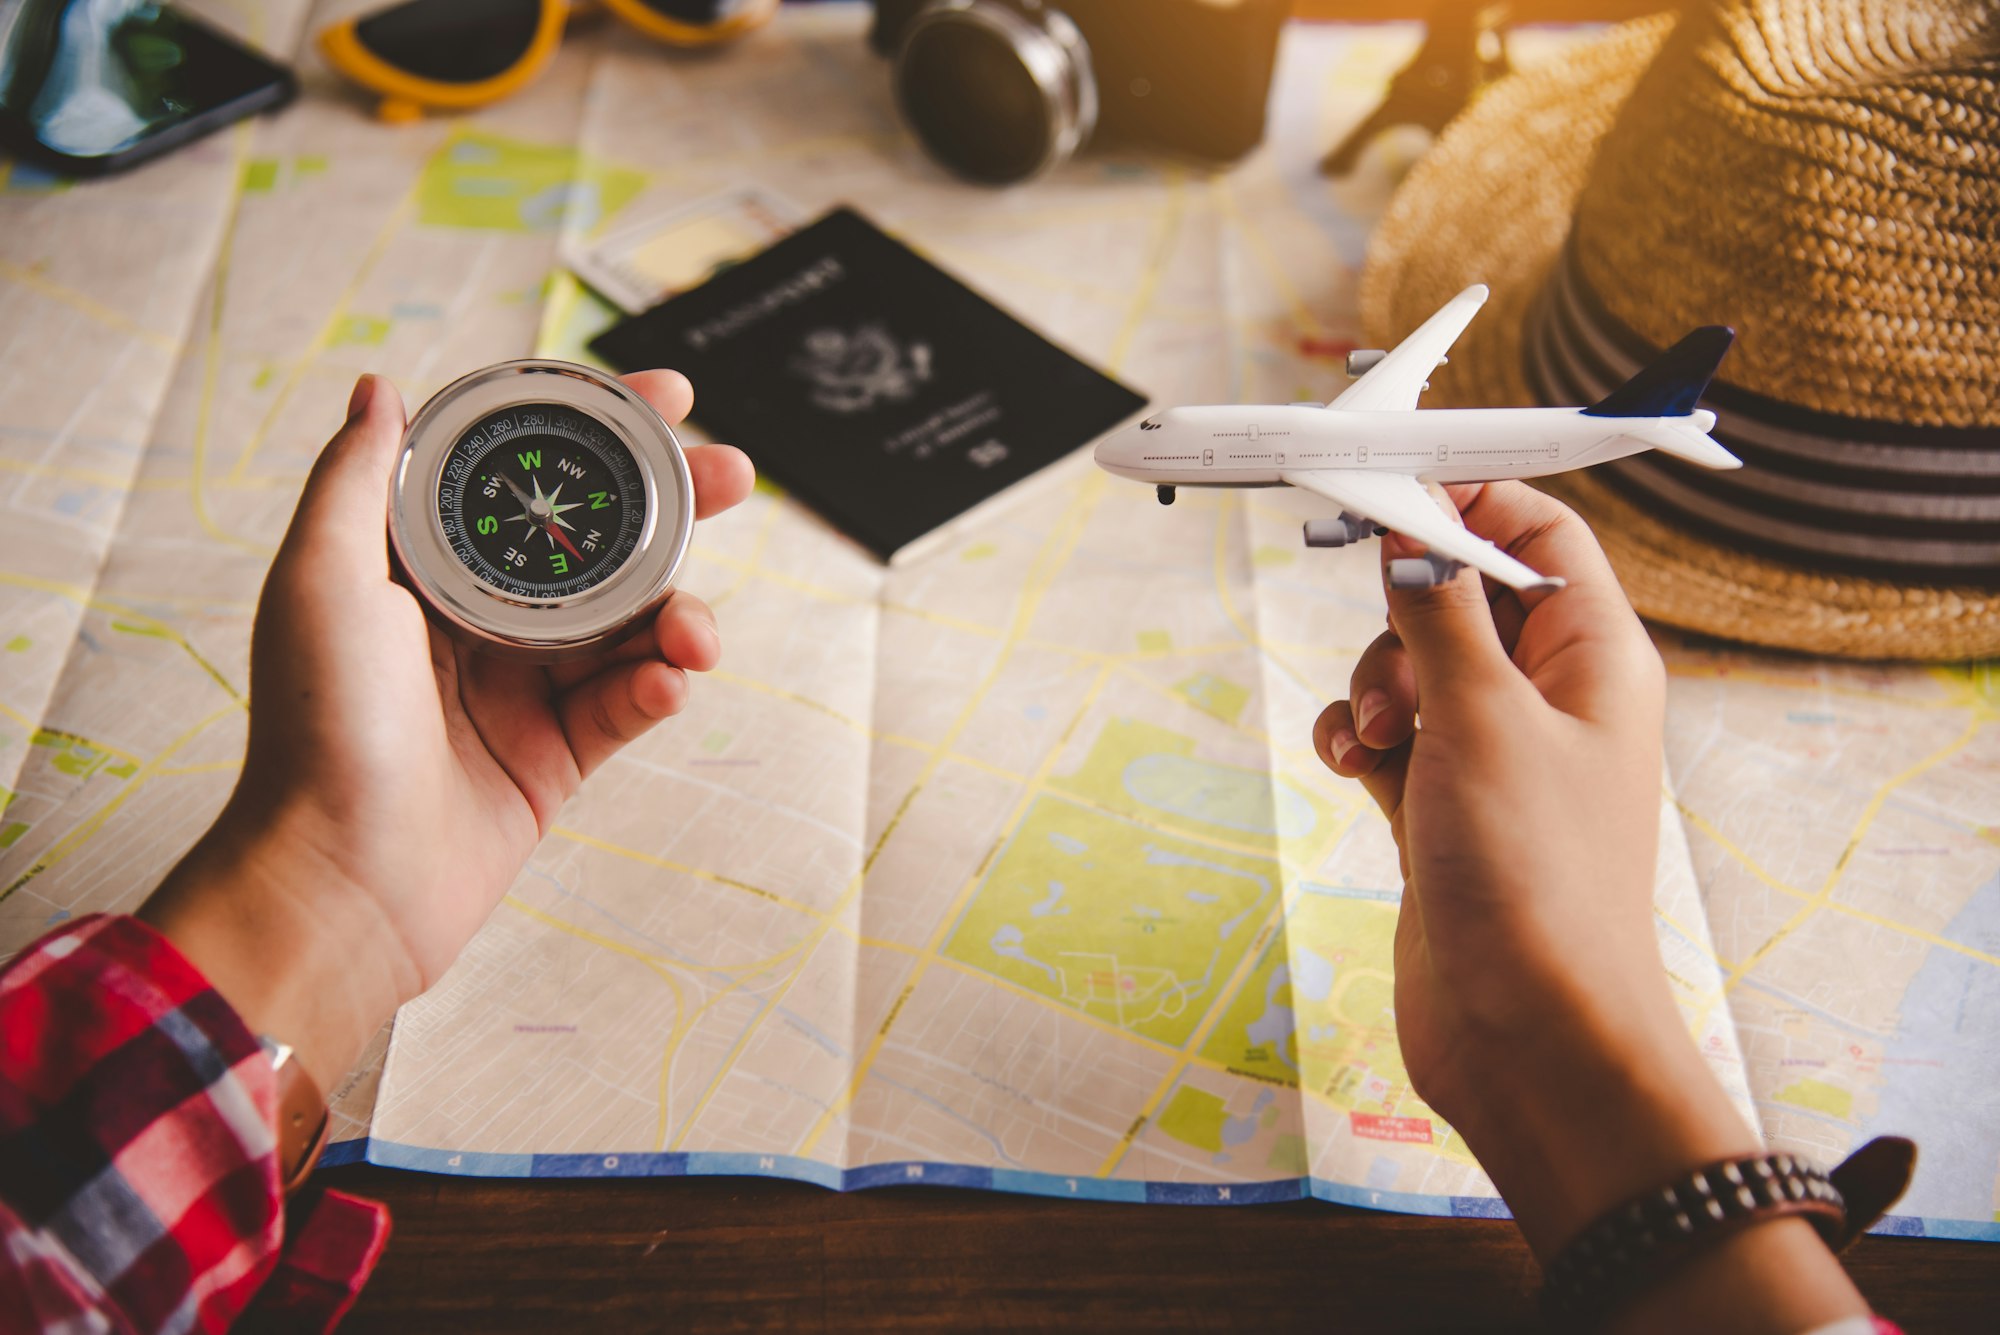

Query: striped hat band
[1525,243,2000,585]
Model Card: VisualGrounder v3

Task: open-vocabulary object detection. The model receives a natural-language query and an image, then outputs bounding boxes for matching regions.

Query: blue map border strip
[326,1137,1998,1240]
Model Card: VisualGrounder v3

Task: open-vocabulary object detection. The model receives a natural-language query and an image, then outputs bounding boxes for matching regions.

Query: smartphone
[0,0,295,177]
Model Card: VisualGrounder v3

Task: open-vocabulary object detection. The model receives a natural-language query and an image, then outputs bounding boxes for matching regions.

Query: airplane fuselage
[1096,404,1709,489]
[1095,286,1741,592]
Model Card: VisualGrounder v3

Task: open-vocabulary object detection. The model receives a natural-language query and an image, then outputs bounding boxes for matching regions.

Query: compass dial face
[436,403,647,601]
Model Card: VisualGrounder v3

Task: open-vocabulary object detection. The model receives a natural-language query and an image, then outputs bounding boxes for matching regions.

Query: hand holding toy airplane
[1094,284,1740,591]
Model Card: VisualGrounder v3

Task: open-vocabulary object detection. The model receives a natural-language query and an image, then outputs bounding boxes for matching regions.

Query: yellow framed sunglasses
[320,0,779,122]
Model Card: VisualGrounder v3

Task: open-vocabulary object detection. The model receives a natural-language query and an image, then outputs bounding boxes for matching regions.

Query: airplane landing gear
[1157,485,1176,506]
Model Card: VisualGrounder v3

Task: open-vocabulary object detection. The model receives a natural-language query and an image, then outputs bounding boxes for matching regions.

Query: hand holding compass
[141,369,754,1092]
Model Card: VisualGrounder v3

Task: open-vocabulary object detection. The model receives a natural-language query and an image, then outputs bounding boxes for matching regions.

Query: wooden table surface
[326,1166,2000,1331]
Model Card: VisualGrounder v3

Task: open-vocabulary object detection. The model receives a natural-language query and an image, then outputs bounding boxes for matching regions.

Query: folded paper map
[2,3,1994,1239]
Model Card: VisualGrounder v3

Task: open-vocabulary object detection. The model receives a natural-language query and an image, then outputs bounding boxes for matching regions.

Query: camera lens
[894,1,1097,185]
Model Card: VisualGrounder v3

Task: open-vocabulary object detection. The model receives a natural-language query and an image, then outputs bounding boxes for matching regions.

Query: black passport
[590,207,1147,562]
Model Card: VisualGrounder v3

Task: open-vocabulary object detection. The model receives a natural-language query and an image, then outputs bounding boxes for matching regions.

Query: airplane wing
[1328,284,1488,413]
[1280,469,1564,593]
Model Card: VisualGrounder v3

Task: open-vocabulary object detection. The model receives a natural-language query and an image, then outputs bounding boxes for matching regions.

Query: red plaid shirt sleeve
[0,915,389,1333]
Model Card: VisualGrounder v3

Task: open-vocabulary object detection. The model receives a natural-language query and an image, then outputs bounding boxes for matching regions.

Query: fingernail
[1328,728,1359,768]
[1356,689,1388,739]
[346,374,375,423]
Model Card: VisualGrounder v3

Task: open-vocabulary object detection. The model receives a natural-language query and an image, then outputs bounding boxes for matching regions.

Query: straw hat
[1360,0,2000,661]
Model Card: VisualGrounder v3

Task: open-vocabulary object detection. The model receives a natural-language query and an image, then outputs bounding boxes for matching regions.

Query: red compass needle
[546,520,585,562]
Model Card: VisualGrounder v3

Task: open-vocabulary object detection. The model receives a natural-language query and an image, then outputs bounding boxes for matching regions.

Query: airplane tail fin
[1581,326,1735,418]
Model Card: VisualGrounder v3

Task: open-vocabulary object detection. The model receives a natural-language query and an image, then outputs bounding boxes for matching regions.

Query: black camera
[870,0,1288,185]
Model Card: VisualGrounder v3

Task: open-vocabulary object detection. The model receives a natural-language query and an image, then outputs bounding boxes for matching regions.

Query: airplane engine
[1387,556,1467,589]
[1302,513,1377,548]
[1345,349,1386,378]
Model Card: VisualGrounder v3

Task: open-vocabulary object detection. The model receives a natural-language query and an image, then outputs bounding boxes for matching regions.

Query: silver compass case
[388,360,696,663]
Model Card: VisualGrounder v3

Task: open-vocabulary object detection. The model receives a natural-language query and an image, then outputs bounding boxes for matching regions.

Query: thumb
[1380,515,1519,726]
[280,374,407,577]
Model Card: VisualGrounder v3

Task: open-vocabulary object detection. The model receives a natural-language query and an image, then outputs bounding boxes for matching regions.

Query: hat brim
[1358,15,2000,662]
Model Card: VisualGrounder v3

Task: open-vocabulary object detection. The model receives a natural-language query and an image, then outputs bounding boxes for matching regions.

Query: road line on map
[128,472,309,495]
[924,953,1181,1059]
[0,261,180,354]
[404,232,501,392]
[661,940,834,1150]
[1821,902,2000,970]
[2,118,254,808]
[1092,784,1392,1179]
[1021,636,1244,664]
[782,487,1113,1159]
[1212,180,1330,341]
[1673,798,1808,902]
[496,896,691,1150]
[922,947,1339,1110]
[878,599,1007,639]
[1105,171,1184,374]
[673,940,819,975]
[1716,717,1984,998]
[644,903,848,1152]
[1653,904,1724,973]
[503,893,684,964]
[1209,492,1325,702]
[796,661,1112,1158]
[0,573,244,700]
[1091,891,1294,1179]
[702,499,784,610]
[188,122,278,558]
[650,978,693,1150]
[0,457,156,490]
[1100,658,1280,750]
[684,543,864,603]
[502,892,822,1152]
[506,889,814,976]
[1,701,244,901]
[222,146,429,487]
[792,179,1192,1151]
[1664,662,1978,711]
[885,742,1029,786]
[628,920,815,1154]
[1034,787,1314,865]
[0,710,145,768]
[661,947,807,1150]
[696,547,1008,640]
[548,825,825,919]
[1929,662,2000,717]
[676,454,1112,1162]
[1677,790,2000,1044]
[150,760,242,779]
[9,341,137,525]
[706,668,878,738]
[807,537,1375,1175]
[844,879,1376,1103]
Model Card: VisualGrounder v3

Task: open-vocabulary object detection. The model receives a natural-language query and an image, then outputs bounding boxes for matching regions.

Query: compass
[389,360,695,662]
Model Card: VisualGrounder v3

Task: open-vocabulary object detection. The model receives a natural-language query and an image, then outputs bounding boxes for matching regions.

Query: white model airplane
[1093,284,1741,591]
